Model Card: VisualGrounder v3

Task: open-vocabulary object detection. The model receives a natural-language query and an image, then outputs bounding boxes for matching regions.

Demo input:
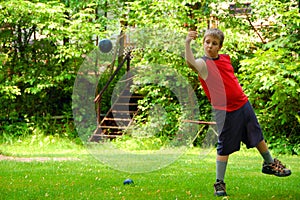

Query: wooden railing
[94,50,132,125]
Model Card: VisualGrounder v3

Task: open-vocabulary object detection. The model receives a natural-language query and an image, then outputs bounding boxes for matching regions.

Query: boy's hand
[186,30,198,43]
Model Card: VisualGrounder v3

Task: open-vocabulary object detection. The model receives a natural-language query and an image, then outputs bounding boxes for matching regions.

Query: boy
[185,28,291,197]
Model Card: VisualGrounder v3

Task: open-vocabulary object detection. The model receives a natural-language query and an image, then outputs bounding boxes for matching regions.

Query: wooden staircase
[89,84,143,142]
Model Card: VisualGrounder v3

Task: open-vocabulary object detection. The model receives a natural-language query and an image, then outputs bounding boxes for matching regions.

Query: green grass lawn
[0,138,299,200]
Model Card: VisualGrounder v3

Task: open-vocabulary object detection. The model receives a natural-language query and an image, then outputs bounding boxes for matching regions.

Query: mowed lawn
[0,141,299,200]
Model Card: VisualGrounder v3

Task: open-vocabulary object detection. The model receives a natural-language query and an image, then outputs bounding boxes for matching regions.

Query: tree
[0,0,298,154]
[0,0,117,137]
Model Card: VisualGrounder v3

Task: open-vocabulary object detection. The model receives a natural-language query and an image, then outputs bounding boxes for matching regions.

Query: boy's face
[203,35,222,59]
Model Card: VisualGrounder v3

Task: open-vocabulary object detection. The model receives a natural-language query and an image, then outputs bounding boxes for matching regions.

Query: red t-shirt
[199,54,248,112]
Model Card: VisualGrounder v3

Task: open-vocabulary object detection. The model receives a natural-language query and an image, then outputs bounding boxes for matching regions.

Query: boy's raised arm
[185,31,207,80]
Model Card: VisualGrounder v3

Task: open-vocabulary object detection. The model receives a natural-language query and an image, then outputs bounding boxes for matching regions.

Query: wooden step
[106,112,134,118]
[104,114,132,120]
[111,110,136,113]
[112,103,139,110]
[116,96,143,103]
[114,103,138,106]
[103,117,131,121]
[101,118,131,127]
[99,125,128,129]
[118,95,143,98]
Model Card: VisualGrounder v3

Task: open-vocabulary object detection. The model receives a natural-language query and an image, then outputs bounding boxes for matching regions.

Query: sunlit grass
[0,134,85,158]
[0,137,299,200]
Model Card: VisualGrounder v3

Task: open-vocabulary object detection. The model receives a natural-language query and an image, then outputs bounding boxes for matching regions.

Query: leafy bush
[0,114,78,145]
[112,135,169,151]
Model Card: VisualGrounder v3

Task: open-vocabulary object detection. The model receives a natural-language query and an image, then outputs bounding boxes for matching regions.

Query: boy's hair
[203,28,225,46]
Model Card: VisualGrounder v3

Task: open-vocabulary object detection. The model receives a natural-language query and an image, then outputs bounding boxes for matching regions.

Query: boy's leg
[241,101,291,177]
[256,140,274,164]
[214,154,228,196]
[256,140,291,177]
[216,154,229,181]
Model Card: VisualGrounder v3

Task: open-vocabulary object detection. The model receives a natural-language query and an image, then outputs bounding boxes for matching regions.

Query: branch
[245,12,266,44]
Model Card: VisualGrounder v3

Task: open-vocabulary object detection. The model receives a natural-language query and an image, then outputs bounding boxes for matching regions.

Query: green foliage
[0,114,78,145]
[130,68,183,140]
[129,49,206,143]
[0,0,116,137]
[0,0,299,154]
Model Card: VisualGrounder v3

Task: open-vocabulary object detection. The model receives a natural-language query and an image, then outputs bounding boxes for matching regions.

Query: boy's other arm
[185,31,208,80]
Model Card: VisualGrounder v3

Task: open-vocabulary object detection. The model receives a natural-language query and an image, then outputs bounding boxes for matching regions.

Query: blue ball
[123,178,134,185]
[98,39,112,53]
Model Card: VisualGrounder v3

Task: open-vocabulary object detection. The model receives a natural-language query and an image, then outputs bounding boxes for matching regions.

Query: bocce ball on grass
[123,178,134,185]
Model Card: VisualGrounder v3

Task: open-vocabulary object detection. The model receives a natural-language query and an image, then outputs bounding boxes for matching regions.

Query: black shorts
[214,101,264,155]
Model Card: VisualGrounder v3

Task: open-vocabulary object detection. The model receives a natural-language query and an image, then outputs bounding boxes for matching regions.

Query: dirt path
[0,154,80,162]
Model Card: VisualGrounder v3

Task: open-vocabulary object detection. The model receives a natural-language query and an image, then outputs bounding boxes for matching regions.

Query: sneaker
[214,180,227,196]
[262,158,291,177]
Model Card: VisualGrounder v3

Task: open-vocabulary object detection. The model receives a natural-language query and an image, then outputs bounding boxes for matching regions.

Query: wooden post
[96,97,101,125]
